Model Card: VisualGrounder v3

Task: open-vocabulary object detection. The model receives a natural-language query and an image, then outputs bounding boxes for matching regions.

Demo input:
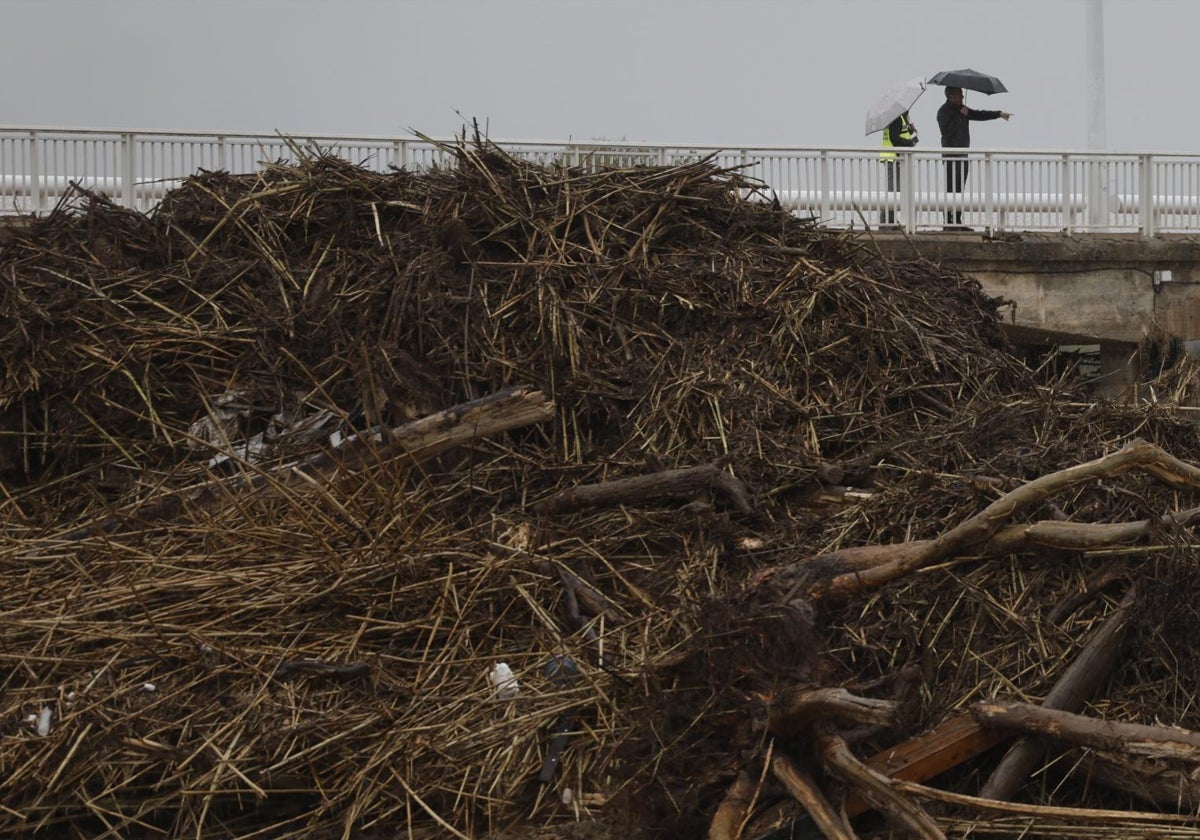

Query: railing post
[1062,153,1072,233]
[1086,153,1110,230]
[901,148,915,233]
[28,131,41,214]
[217,135,227,171]
[122,132,137,210]
[983,152,994,233]
[658,147,667,166]
[1139,153,1154,238]
[819,151,830,224]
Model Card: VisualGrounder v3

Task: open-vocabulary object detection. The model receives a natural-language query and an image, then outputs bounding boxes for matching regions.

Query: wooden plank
[842,714,1012,817]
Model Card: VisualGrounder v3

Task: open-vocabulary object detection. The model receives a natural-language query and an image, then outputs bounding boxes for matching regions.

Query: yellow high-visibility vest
[880,114,915,161]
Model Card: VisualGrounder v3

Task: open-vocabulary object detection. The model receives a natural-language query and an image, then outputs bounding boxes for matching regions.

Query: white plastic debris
[488,662,520,700]
[36,707,52,737]
[142,683,157,693]
[188,390,250,451]
[561,787,574,806]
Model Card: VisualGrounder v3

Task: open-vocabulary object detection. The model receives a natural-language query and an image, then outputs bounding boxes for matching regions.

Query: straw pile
[3,134,1200,839]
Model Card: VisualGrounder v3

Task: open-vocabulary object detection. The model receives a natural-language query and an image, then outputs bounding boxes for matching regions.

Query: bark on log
[768,687,897,739]
[707,769,757,840]
[973,701,1200,762]
[533,460,753,515]
[50,386,555,543]
[770,753,858,840]
[817,732,945,840]
[1067,749,1200,811]
[978,586,1136,801]
[760,439,1200,601]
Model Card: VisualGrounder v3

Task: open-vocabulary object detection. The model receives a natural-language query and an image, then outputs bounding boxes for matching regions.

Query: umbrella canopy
[865,77,927,136]
[928,68,1007,95]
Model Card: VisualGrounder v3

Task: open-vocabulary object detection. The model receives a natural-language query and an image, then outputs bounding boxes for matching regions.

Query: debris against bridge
[4,132,1200,839]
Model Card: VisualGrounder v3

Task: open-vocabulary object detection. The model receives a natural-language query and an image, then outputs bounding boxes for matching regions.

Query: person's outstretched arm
[968,108,1012,122]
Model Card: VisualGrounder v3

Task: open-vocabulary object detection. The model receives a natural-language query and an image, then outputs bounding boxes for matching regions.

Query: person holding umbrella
[865,76,926,229]
[879,111,918,227]
[932,69,1013,230]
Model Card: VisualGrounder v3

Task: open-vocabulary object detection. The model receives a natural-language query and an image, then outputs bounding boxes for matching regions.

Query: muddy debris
[4,133,1200,839]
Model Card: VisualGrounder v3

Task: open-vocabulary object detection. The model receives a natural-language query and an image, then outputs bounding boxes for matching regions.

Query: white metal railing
[1,126,1199,235]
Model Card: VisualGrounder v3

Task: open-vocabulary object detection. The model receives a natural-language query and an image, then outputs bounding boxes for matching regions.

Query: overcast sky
[0,0,1192,152]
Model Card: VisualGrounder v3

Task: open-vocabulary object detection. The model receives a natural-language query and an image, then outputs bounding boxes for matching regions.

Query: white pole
[1086,0,1109,227]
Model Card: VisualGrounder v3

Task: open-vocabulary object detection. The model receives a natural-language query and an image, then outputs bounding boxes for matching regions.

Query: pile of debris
[3,134,1200,839]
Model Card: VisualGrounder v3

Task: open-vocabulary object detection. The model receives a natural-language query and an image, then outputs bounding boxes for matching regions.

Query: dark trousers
[944,156,969,225]
[881,160,899,225]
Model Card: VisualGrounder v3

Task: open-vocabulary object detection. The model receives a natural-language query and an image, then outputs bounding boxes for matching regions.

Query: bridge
[3,126,1198,392]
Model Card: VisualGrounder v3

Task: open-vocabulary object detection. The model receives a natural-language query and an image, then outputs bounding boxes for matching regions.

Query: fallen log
[978,585,1136,801]
[973,701,1200,762]
[49,386,555,543]
[533,459,753,515]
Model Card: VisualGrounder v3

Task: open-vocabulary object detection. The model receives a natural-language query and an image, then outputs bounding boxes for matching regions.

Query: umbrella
[865,76,927,136]
[928,68,1007,95]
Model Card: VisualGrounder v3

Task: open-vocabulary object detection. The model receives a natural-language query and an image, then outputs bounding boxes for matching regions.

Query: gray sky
[0,0,1192,152]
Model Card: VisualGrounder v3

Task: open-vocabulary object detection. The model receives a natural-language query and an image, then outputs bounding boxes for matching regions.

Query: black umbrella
[928,68,1007,94]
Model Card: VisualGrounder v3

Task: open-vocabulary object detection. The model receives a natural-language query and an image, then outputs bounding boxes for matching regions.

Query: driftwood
[978,586,1136,801]
[763,713,1014,839]
[770,753,857,840]
[973,701,1200,762]
[1067,749,1200,811]
[533,460,753,515]
[1045,561,1126,626]
[49,386,554,543]
[707,770,758,840]
[892,778,1200,826]
[768,687,897,739]
[817,732,945,840]
[768,439,1200,601]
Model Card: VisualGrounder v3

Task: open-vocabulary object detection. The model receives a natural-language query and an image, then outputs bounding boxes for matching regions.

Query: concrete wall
[871,232,1200,345]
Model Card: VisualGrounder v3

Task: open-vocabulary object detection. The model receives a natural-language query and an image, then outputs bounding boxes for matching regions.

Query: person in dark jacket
[937,86,1012,229]
[879,111,917,227]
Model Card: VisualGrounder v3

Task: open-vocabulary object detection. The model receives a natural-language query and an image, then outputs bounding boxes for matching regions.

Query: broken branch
[533,460,753,515]
[771,753,857,840]
[973,701,1200,763]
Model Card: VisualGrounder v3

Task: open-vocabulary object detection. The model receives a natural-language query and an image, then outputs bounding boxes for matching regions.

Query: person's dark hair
[945,86,963,96]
